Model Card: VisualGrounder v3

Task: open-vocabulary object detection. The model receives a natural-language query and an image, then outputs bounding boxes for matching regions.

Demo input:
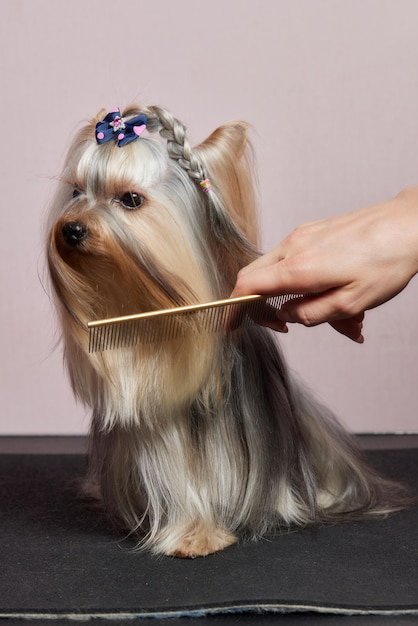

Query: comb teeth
[87,294,299,353]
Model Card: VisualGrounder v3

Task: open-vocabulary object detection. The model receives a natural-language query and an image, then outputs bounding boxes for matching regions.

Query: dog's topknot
[123,105,207,184]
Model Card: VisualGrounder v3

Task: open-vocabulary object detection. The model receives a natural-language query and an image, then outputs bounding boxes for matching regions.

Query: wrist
[394,187,418,276]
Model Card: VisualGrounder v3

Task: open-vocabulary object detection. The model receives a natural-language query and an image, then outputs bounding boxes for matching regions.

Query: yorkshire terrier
[47,105,404,558]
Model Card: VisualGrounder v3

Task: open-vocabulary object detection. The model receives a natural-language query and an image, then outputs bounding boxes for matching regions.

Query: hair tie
[200,178,212,193]
[95,108,147,147]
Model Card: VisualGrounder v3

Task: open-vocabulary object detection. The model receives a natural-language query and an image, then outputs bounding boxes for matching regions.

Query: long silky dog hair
[47,105,405,557]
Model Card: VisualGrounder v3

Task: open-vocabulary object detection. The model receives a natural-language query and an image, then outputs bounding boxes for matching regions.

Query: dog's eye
[72,188,82,199]
[119,192,144,210]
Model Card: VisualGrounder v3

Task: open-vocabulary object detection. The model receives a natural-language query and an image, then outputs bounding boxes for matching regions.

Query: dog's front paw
[168,523,238,558]
[155,521,238,558]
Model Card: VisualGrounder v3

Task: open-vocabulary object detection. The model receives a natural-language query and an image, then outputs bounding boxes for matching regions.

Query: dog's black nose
[62,222,88,246]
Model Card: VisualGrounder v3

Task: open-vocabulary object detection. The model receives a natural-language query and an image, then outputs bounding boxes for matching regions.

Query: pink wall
[1,0,417,434]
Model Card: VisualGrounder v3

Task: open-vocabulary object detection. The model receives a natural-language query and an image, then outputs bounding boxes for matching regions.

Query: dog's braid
[124,105,207,184]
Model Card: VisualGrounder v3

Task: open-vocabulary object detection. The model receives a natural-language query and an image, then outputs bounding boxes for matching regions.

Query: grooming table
[0,437,417,625]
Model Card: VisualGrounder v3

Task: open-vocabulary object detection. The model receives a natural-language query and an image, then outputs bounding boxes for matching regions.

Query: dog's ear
[194,122,259,247]
[197,121,249,160]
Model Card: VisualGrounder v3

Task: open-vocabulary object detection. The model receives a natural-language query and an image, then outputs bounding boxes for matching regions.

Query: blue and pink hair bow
[95,108,147,147]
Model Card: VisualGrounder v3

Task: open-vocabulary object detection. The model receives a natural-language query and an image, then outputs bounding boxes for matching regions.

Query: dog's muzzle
[62,222,89,246]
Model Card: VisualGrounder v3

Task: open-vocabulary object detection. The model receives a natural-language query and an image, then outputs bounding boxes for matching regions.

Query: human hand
[231,188,418,342]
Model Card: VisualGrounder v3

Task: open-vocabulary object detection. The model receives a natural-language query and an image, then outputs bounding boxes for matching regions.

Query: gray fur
[47,105,407,557]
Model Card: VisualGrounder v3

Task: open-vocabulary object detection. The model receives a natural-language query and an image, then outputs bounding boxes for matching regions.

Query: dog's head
[47,105,260,425]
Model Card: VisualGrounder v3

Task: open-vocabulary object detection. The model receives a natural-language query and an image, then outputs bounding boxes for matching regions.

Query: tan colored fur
[47,105,406,557]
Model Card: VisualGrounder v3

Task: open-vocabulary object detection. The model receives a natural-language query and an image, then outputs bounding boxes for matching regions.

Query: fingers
[231,263,290,299]
[250,306,363,342]
[231,260,366,342]
[228,291,364,342]
[275,294,365,342]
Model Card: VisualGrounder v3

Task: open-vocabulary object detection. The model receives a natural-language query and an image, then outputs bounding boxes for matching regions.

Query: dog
[47,105,404,557]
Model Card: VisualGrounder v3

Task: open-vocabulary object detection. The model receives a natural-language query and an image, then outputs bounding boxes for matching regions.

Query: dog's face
[47,110,257,427]
[48,132,214,331]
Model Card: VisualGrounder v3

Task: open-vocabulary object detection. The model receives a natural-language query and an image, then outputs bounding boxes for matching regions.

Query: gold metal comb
[88,294,300,353]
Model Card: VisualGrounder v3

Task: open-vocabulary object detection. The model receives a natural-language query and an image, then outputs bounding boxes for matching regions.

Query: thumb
[232,260,309,299]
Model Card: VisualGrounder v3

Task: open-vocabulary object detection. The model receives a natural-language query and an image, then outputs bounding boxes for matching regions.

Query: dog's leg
[154,521,237,558]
